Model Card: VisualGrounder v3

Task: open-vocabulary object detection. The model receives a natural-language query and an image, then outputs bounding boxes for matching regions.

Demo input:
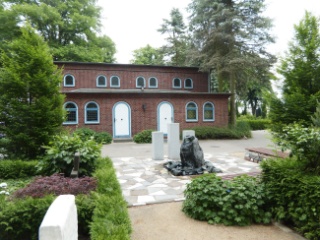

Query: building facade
[56,62,230,139]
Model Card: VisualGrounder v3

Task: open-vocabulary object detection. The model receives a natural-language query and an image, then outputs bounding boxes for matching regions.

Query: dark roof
[54,61,206,72]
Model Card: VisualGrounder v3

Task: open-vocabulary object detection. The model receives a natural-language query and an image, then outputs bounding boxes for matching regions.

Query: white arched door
[158,101,174,135]
[113,102,131,138]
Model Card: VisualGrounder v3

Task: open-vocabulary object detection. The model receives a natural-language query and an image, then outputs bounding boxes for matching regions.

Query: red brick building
[56,62,230,139]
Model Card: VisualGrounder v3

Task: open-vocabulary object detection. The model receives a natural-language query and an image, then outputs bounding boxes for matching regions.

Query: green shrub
[73,127,96,141]
[0,195,55,240]
[38,133,101,177]
[74,128,113,144]
[188,123,251,140]
[0,160,39,179]
[237,115,271,130]
[183,174,272,226]
[261,158,320,239]
[133,129,154,143]
[272,124,320,173]
[90,157,132,240]
[94,132,112,144]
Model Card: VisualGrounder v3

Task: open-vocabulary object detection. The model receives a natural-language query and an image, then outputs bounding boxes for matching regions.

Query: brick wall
[64,92,230,136]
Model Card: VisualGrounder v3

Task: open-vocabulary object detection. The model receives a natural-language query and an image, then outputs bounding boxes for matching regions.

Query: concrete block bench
[245,147,289,163]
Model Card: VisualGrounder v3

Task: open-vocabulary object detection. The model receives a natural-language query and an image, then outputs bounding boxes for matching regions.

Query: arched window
[136,76,146,88]
[110,76,120,87]
[63,102,78,124]
[96,75,107,87]
[203,102,215,121]
[173,78,181,88]
[184,78,193,89]
[85,102,99,124]
[64,74,75,87]
[148,77,158,88]
[186,102,198,122]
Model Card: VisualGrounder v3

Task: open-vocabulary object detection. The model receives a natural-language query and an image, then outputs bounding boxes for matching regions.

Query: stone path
[111,152,261,206]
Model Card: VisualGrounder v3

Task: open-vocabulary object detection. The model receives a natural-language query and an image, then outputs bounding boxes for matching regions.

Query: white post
[152,131,164,160]
[182,130,195,140]
[39,195,77,240]
[168,123,180,160]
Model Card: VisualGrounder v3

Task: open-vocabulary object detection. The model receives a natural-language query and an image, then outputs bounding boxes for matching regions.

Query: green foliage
[1,0,116,62]
[0,26,65,159]
[0,195,55,240]
[261,158,320,239]
[90,157,132,240]
[183,174,272,226]
[133,129,155,143]
[0,160,39,179]
[188,123,251,140]
[73,127,112,144]
[38,133,101,177]
[0,157,131,240]
[237,115,271,130]
[272,124,320,173]
[130,44,165,65]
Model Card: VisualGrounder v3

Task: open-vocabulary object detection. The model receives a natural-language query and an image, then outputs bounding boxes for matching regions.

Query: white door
[113,102,131,138]
[158,102,174,135]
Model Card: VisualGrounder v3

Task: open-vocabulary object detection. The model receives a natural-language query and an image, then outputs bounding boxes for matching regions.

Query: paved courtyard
[101,130,276,206]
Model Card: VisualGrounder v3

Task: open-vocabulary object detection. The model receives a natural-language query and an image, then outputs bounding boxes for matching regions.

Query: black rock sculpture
[164,135,222,176]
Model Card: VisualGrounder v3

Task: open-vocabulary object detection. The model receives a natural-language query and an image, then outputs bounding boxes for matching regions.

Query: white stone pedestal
[168,123,180,160]
[152,131,164,160]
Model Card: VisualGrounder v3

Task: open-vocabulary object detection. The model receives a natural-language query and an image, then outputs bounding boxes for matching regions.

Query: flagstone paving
[110,152,261,206]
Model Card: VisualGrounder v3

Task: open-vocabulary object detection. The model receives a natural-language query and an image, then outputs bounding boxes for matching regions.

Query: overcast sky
[97,0,320,64]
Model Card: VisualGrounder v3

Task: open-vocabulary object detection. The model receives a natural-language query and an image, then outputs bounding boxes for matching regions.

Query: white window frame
[148,77,158,88]
[184,78,193,89]
[136,76,146,88]
[172,78,182,89]
[203,102,215,122]
[63,74,75,87]
[96,75,107,87]
[85,101,100,124]
[186,101,198,122]
[110,76,120,88]
[63,102,78,125]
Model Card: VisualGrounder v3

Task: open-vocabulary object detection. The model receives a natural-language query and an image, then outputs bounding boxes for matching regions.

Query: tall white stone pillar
[152,131,164,160]
[168,123,180,160]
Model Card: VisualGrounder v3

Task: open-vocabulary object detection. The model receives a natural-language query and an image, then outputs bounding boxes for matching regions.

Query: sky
[97,0,320,64]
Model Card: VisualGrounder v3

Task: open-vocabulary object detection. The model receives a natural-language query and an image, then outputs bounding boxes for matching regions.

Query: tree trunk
[230,71,236,126]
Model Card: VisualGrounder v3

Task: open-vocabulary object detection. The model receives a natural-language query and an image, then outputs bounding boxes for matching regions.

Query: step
[113,138,133,143]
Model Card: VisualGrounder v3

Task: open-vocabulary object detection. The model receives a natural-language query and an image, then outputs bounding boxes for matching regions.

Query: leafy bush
[0,195,55,240]
[188,122,251,140]
[90,157,132,240]
[94,131,112,144]
[13,173,97,198]
[133,129,154,143]
[0,157,131,240]
[38,133,101,177]
[74,127,112,144]
[261,158,320,239]
[0,160,39,179]
[272,123,320,173]
[237,115,271,130]
[183,174,272,226]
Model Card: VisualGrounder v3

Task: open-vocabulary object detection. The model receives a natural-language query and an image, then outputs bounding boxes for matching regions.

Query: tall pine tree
[0,26,65,159]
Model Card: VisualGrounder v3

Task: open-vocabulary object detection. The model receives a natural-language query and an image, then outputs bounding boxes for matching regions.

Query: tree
[188,0,275,125]
[158,8,189,66]
[1,0,116,62]
[130,45,165,65]
[270,11,320,132]
[0,26,65,159]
